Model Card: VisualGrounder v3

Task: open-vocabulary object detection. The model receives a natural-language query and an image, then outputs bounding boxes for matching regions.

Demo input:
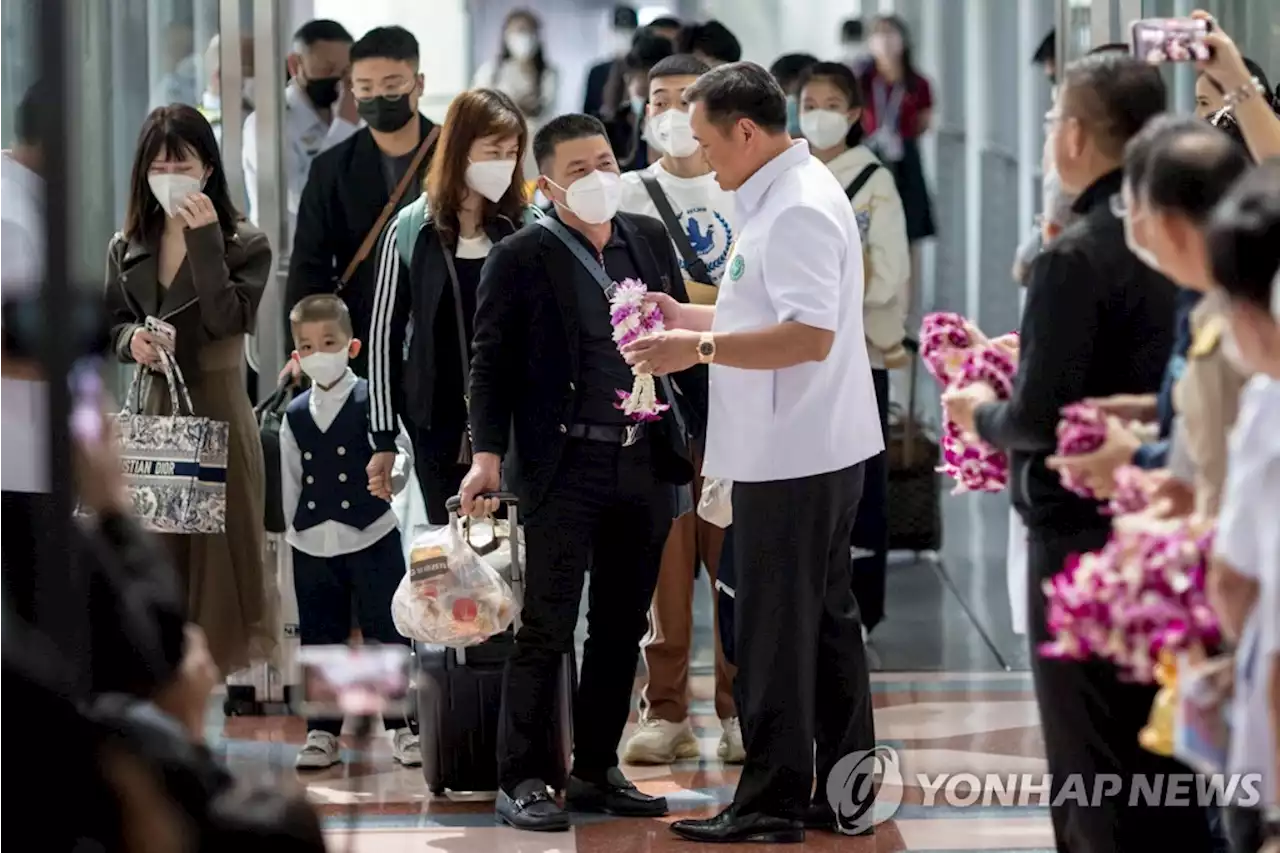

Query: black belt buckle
[623,423,642,447]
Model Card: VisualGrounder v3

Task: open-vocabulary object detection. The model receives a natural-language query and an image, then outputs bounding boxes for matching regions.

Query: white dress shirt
[1216,375,1280,805]
[280,369,413,558]
[242,82,360,245]
[702,140,884,483]
[1,153,48,493]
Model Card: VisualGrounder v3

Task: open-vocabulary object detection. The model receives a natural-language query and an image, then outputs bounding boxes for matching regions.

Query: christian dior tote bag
[116,348,228,533]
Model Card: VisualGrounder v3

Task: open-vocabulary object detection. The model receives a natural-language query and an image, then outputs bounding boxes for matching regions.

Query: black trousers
[730,463,873,820]
[292,529,410,734]
[851,368,891,630]
[1027,525,1213,852]
[497,437,673,790]
[412,423,469,526]
[2,490,54,625]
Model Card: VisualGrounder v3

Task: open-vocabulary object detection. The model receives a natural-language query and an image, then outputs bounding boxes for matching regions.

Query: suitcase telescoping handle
[444,491,524,632]
[444,491,518,514]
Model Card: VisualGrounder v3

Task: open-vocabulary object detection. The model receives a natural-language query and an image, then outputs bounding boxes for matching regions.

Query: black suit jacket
[975,169,1178,532]
[469,212,708,513]
[285,115,436,374]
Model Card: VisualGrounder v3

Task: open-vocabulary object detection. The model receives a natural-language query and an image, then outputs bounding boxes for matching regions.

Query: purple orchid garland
[609,278,670,422]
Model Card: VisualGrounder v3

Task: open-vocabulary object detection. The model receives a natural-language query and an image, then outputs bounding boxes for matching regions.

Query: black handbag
[887,340,943,553]
[256,381,294,534]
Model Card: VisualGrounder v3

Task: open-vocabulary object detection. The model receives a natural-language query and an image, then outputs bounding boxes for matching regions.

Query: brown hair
[425,88,528,245]
[289,294,352,338]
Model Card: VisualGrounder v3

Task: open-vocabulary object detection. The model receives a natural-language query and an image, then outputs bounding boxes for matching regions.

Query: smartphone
[294,644,412,720]
[1130,17,1212,64]
[69,359,105,443]
[144,315,177,353]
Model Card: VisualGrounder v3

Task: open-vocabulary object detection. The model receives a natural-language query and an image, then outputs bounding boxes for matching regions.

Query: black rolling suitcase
[415,493,576,798]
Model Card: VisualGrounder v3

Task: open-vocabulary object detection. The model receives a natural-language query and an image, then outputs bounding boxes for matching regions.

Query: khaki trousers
[638,454,736,722]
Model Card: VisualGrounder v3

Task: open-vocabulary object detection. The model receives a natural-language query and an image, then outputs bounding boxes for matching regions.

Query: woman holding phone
[104,104,275,675]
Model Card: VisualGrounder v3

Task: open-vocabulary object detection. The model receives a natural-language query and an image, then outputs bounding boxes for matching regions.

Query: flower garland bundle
[920,312,981,384]
[939,345,1018,493]
[1039,518,1219,683]
[608,278,670,422]
[1054,403,1108,498]
[1107,465,1150,516]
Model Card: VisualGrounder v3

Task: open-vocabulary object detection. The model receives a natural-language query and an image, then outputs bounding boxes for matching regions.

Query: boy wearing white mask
[799,61,910,637]
[458,113,704,832]
[280,294,418,771]
[616,53,744,767]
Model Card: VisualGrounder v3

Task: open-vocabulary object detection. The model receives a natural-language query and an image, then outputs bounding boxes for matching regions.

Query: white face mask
[506,31,538,60]
[148,173,204,218]
[1123,213,1162,272]
[800,109,852,150]
[649,108,700,158]
[299,350,350,386]
[465,159,518,203]
[550,170,623,225]
[612,29,635,55]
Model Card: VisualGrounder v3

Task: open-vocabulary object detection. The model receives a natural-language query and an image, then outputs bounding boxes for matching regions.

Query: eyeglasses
[352,78,415,101]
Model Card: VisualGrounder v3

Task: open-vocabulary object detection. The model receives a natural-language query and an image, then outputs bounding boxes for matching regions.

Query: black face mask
[304,77,341,109]
[357,95,415,133]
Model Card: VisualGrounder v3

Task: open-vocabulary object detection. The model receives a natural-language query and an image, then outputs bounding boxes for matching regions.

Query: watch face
[698,340,714,356]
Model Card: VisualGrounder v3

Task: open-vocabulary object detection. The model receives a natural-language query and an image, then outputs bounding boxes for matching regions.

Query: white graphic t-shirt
[619,161,738,284]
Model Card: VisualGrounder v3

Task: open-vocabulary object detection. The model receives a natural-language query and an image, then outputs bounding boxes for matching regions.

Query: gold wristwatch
[697,332,716,364]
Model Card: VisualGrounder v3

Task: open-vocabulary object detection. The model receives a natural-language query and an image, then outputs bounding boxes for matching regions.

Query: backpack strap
[394,195,430,268]
[844,163,882,201]
[639,174,712,285]
[521,204,545,226]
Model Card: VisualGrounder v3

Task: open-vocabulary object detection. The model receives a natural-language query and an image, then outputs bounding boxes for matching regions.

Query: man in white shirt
[242,19,360,246]
[616,52,744,767]
[623,62,882,843]
[2,83,50,622]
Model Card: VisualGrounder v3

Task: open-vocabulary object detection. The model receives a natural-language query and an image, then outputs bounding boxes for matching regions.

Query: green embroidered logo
[729,254,745,281]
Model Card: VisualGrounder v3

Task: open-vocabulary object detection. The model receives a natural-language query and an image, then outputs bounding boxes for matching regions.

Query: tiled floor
[215,452,1052,850]
[209,670,1052,852]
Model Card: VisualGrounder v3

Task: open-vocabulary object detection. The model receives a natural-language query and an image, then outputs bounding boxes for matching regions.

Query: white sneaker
[295,730,341,770]
[622,718,701,765]
[391,727,422,767]
[717,717,746,764]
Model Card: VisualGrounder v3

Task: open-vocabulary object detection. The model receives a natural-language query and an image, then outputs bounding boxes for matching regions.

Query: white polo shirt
[702,140,883,483]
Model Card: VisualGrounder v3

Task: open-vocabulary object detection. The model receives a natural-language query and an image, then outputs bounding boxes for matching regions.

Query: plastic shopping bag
[392,519,518,647]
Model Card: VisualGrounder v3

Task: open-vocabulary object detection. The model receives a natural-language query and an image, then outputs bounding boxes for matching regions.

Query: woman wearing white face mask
[367,89,542,524]
[472,9,559,179]
[798,61,909,637]
[104,105,274,676]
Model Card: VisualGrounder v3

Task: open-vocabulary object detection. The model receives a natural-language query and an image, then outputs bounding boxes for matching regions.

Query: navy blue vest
[285,380,388,532]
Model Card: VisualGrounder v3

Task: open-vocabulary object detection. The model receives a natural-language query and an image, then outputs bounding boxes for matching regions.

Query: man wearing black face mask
[244,19,357,247]
[285,25,437,379]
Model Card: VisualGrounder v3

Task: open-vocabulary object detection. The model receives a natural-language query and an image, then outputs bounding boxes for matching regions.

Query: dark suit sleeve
[285,156,335,339]
[103,235,139,363]
[186,223,272,339]
[469,240,526,457]
[975,246,1100,453]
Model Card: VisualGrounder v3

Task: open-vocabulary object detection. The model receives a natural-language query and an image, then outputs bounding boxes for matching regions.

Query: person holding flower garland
[1202,160,1280,852]
[459,113,703,832]
[1048,116,1253,519]
[943,53,1213,852]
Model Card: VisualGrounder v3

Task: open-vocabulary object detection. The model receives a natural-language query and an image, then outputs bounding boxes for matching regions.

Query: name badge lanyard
[870,77,906,164]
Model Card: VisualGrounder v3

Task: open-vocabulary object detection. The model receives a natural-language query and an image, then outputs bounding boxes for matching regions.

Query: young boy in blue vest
[280,294,419,770]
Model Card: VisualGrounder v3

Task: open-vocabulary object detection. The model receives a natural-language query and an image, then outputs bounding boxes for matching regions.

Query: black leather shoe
[495,779,570,832]
[670,808,804,844]
[565,767,669,817]
[802,803,875,836]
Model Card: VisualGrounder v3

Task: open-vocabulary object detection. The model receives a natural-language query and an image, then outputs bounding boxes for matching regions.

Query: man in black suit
[944,53,1212,852]
[460,114,703,832]
[285,25,436,378]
